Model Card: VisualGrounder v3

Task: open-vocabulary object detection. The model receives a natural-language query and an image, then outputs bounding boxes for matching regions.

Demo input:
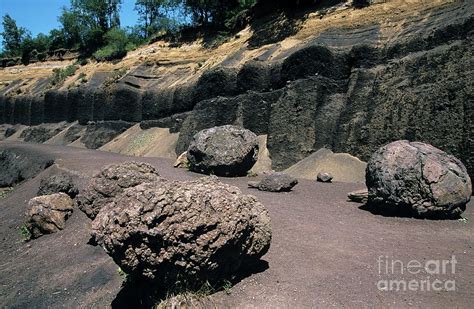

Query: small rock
[248,173,298,192]
[4,127,16,138]
[173,151,189,168]
[317,172,333,183]
[26,193,74,238]
[348,189,368,203]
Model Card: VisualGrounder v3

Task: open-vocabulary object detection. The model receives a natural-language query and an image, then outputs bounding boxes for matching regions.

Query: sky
[0,0,140,50]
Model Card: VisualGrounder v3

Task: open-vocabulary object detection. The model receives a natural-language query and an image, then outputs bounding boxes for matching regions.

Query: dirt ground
[0,141,473,308]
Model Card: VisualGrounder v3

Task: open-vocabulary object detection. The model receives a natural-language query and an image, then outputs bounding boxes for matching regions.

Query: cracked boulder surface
[37,171,79,198]
[26,193,74,239]
[75,162,161,219]
[91,176,271,286]
[187,125,259,177]
[366,140,472,218]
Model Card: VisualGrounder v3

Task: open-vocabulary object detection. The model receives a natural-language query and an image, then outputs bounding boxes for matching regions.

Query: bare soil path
[0,142,472,308]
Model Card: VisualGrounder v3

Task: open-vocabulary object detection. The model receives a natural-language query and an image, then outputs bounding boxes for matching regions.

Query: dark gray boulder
[38,172,79,198]
[0,148,54,187]
[75,162,161,219]
[317,172,333,183]
[63,124,85,144]
[248,172,298,192]
[366,140,472,218]
[91,177,271,286]
[20,123,68,143]
[26,193,74,239]
[187,125,259,177]
[4,127,16,138]
[80,121,134,149]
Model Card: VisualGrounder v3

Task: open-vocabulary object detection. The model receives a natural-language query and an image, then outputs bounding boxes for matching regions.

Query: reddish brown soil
[0,142,472,308]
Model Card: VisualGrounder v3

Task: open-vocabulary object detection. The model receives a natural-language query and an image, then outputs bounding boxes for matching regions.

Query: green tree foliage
[135,0,166,37]
[58,8,83,49]
[93,27,130,61]
[183,0,243,26]
[1,14,29,57]
[70,0,122,32]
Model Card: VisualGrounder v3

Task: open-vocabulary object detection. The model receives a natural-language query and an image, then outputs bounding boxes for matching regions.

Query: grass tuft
[18,225,32,242]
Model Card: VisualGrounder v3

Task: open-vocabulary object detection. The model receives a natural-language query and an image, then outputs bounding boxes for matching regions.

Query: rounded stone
[187,125,259,177]
[91,177,271,286]
[366,140,472,218]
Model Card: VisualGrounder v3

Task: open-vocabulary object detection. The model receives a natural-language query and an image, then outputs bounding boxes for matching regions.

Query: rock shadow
[111,259,269,309]
[247,0,346,49]
[358,203,464,220]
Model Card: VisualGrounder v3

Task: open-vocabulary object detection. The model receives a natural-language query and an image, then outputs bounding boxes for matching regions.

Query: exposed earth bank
[0,0,473,183]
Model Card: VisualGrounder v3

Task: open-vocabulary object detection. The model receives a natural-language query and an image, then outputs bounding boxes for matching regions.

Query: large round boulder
[91,177,271,286]
[366,140,472,218]
[75,162,161,219]
[187,125,259,177]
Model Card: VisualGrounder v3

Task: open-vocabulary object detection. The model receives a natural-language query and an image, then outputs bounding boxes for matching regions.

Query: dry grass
[0,0,455,95]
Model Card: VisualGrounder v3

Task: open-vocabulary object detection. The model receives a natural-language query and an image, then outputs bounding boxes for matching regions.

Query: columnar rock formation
[0,2,472,181]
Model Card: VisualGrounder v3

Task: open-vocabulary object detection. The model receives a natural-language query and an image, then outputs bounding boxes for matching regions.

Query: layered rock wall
[1,2,472,181]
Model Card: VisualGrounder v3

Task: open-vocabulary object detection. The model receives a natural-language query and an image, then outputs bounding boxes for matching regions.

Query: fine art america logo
[376,256,457,292]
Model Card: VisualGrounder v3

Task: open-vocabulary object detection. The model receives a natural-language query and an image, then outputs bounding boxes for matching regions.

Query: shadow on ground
[111,260,269,309]
[358,203,464,220]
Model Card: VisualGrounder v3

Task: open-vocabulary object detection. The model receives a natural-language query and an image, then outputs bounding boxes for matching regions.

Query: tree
[183,0,249,27]
[70,0,122,33]
[58,8,83,49]
[1,14,29,57]
[135,0,164,37]
[135,0,183,37]
[93,27,130,61]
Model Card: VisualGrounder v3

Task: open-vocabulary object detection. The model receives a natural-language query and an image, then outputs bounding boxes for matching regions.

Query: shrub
[93,28,129,62]
[50,64,78,87]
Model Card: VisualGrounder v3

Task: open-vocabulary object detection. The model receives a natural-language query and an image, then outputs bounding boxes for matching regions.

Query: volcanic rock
[187,125,259,177]
[38,171,79,198]
[92,177,272,286]
[317,172,333,183]
[366,140,472,218]
[173,151,189,168]
[348,189,369,203]
[75,162,161,219]
[248,172,298,192]
[26,193,74,239]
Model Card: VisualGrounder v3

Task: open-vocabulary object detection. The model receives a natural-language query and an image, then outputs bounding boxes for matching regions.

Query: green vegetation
[0,187,13,198]
[1,0,365,63]
[93,28,131,61]
[117,267,129,281]
[50,64,78,86]
[222,279,233,295]
[18,225,32,242]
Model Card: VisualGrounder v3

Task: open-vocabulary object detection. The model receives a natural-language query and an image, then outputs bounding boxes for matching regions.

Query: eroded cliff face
[0,0,472,181]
